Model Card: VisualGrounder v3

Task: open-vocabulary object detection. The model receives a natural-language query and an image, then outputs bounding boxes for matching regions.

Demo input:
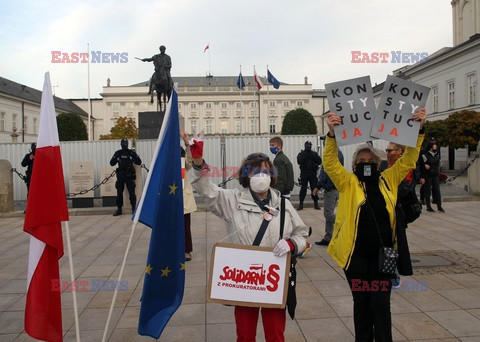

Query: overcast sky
[0,0,453,99]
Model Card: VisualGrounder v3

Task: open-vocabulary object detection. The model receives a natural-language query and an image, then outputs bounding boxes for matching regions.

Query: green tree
[423,119,449,147]
[56,112,88,141]
[100,116,139,140]
[443,110,480,149]
[281,108,317,135]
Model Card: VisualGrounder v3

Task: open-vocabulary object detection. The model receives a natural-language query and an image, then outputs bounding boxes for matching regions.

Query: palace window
[467,73,477,105]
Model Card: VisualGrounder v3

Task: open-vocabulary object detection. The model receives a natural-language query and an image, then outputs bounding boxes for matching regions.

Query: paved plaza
[1,197,480,341]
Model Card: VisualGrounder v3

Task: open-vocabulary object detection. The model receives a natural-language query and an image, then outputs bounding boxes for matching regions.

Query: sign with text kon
[325,76,376,146]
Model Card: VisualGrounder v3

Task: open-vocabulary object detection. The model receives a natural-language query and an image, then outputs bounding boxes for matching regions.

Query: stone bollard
[0,160,14,213]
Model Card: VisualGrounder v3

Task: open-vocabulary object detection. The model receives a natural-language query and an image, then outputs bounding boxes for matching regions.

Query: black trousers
[116,176,136,210]
[344,253,393,342]
[299,173,318,202]
[424,175,442,209]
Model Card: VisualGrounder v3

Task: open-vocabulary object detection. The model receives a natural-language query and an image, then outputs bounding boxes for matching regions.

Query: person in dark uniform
[21,142,36,193]
[297,141,322,210]
[110,139,142,216]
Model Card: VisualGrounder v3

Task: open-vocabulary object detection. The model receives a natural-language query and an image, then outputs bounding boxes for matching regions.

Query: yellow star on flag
[180,263,186,271]
[169,182,178,195]
[161,266,172,277]
[145,264,153,275]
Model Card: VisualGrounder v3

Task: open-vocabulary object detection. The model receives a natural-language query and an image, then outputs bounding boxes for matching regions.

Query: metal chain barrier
[66,170,117,197]
[141,163,149,173]
[445,154,478,183]
[217,175,236,188]
[11,168,26,181]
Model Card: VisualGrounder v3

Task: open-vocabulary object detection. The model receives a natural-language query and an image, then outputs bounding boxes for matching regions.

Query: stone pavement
[1,199,480,341]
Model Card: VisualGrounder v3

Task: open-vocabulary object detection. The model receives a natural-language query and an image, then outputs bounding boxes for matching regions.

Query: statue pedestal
[138,111,165,139]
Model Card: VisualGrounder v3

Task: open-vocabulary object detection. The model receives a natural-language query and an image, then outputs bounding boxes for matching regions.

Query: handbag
[398,190,422,224]
[378,246,399,276]
[365,197,398,276]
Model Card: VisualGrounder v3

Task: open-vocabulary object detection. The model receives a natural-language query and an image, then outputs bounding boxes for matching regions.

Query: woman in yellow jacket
[323,110,426,342]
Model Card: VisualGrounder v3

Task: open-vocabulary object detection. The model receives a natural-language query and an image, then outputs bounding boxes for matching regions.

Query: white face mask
[249,173,271,193]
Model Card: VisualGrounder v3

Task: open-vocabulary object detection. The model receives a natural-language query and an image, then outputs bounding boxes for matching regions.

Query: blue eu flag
[267,69,281,89]
[135,89,185,339]
[237,72,245,90]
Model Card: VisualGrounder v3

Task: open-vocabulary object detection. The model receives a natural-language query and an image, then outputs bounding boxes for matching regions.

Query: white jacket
[191,168,308,253]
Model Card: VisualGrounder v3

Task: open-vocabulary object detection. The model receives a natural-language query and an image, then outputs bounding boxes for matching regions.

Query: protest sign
[370,75,430,146]
[325,76,377,146]
[207,242,289,308]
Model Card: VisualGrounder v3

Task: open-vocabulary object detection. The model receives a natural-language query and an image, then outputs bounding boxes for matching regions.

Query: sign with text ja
[325,76,376,146]
[370,75,430,147]
[208,242,290,308]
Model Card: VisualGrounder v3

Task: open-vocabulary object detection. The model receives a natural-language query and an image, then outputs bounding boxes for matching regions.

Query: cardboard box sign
[325,76,377,146]
[208,242,290,308]
[370,75,430,147]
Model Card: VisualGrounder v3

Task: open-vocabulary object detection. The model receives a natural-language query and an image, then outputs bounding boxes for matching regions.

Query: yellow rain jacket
[324,133,424,270]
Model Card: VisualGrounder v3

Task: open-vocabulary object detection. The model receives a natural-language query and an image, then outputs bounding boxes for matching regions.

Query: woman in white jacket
[189,139,308,342]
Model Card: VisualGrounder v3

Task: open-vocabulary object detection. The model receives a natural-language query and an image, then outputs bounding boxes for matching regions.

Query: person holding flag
[188,133,309,341]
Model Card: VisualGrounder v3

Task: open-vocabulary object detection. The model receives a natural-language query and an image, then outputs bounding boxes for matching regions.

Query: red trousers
[234,306,286,342]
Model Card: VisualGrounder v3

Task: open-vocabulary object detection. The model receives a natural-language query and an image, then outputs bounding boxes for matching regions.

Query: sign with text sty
[370,75,430,147]
[325,76,377,146]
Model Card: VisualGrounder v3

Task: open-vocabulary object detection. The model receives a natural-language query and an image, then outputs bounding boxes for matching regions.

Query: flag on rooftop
[267,69,281,89]
[254,67,263,90]
[237,72,245,90]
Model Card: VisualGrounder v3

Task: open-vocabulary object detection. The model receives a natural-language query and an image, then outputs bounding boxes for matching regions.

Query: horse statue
[150,66,173,111]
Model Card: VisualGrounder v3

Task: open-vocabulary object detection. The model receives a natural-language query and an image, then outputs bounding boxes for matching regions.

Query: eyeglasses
[385,148,399,153]
[246,153,270,161]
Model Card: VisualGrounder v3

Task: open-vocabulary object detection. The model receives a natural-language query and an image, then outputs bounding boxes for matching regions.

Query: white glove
[273,239,291,257]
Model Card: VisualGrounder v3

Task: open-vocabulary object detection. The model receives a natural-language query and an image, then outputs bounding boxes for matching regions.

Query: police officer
[21,142,36,193]
[297,141,322,210]
[110,139,142,216]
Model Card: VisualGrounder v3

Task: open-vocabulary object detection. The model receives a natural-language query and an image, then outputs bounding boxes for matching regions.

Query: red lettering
[379,52,389,63]
[351,51,361,63]
[71,52,79,63]
[341,130,347,140]
[61,53,71,63]
[211,167,221,178]
[360,281,370,291]
[353,127,362,137]
[51,279,61,291]
[378,124,385,133]
[266,264,280,292]
[370,280,379,291]
[79,281,89,291]
[351,279,361,291]
[79,52,89,63]
[361,53,371,63]
[380,280,389,291]
[370,52,379,63]
[51,51,61,63]
[389,127,398,136]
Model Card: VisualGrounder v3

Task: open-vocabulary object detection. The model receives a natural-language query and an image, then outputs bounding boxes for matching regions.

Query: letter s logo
[266,264,280,292]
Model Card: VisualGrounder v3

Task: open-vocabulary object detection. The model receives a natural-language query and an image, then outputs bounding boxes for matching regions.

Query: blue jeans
[323,189,338,241]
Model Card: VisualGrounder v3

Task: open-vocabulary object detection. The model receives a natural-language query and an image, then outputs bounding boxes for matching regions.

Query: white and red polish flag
[254,68,263,90]
[23,72,69,342]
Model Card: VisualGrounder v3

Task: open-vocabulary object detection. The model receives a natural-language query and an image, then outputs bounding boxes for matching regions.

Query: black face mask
[354,162,380,182]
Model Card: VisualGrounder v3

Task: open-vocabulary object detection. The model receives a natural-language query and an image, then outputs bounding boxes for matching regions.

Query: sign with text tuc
[208,242,290,308]
[370,75,430,147]
[325,76,377,146]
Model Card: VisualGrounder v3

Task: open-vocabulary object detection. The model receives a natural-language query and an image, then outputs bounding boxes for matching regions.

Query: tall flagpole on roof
[240,65,243,136]
[87,43,92,141]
